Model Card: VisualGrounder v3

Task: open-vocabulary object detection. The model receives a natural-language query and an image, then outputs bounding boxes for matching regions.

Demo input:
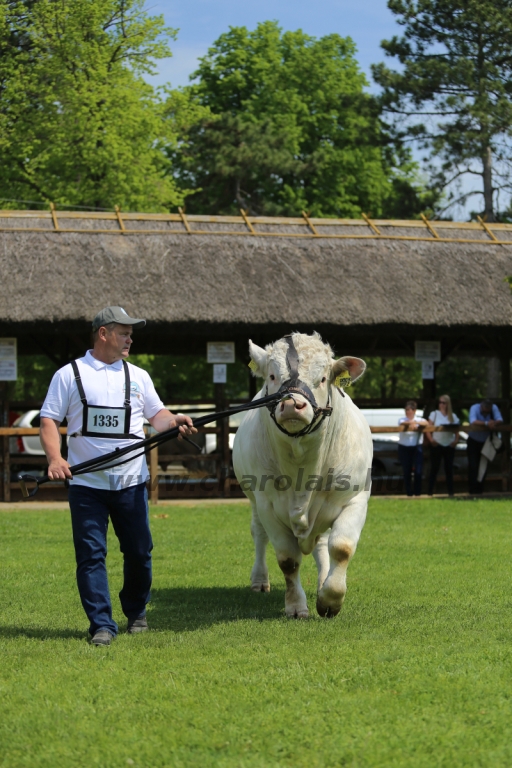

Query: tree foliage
[0,0,182,210]
[372,0,512,221]
[168,21,434,218]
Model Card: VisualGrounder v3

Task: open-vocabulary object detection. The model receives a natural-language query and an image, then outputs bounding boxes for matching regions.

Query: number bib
[84,405,129,437]
[71,359,141,440]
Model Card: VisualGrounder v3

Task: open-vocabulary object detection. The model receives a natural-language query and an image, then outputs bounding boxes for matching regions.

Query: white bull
[233,332,372,618]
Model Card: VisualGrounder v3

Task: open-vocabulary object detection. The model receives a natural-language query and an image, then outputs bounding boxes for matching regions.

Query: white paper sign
[213,364,227,383]
[415,341,441,362]
[0,338,17,381]
[207,342,235,364]
[422,361,435,380]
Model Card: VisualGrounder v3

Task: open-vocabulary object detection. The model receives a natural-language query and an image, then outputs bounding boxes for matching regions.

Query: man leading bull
[40,306,196,646]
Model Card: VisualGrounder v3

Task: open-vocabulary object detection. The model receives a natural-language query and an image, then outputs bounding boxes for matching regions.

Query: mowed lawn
[1,499,512,768]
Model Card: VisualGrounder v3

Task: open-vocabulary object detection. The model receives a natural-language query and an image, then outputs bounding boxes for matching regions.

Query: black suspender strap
[72,360,132,406]
[70,360,87,405]
[123,361,131,407]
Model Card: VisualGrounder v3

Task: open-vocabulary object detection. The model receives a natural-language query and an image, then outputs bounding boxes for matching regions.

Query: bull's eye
[321,377,326,383]
[269,374,275,381]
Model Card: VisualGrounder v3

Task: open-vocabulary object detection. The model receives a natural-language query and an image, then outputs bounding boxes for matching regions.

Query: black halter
[266,334,334,438]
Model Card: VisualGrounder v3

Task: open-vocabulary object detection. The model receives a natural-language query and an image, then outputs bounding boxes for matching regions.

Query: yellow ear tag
[335,374,352,388]
[248,360,258,372]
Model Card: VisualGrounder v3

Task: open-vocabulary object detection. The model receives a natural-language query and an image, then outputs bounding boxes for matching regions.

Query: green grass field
[1,498,512,767]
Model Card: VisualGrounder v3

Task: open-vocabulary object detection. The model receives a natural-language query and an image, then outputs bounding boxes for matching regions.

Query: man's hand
[149,409,197,438]
[48,457,72,480]
[172,414,198,439]
[40,417,71,480]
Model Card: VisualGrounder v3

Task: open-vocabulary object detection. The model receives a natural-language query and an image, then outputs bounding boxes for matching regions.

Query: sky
[145,1,478,219]
[145,0,401,90]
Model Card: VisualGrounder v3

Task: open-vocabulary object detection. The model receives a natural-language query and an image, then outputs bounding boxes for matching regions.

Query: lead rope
[18,391,283,498]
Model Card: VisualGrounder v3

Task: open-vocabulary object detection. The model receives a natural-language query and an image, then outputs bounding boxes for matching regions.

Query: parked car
[9,410,43,455]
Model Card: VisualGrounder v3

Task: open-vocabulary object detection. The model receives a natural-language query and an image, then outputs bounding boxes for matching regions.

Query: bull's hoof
[251,582,270,592]
[316,597,341,618]
[285,608,309,619]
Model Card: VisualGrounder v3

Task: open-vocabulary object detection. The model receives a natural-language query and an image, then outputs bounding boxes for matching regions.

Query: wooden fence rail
[0,424,509,503]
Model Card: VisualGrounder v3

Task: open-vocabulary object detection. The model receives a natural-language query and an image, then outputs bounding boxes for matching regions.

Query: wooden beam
[114,205,126,233]
[421,213,439,239]
[240,209,255,234]
[49,202,59,231]
[302,211,319,235]
[477,215,498,242]
[362,213,381,236]
[178,207,191,234]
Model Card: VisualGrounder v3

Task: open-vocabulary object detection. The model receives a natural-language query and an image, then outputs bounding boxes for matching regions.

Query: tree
[168,22,432,218]
[0,0,182,210]
[372,0,512,221]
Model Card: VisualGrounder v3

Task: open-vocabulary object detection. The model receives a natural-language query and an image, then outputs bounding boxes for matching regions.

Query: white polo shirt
[41,351,165,490]
[398,414,427,446]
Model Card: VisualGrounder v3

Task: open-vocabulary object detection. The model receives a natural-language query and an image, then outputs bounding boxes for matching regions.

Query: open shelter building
[1,208,511,499]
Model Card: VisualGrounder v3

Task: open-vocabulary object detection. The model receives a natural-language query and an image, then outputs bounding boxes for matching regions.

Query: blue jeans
[398,444,423,496]
[68,483,152,637]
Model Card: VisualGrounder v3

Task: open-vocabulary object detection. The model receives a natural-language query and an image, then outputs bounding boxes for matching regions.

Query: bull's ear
[248,340,268,377]
[331,356,366,385]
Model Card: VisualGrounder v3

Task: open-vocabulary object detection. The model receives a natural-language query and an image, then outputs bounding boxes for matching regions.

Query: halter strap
[266,334,333,438]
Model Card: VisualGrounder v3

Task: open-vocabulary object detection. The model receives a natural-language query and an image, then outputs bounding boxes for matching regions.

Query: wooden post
[501,350,511,491]
[2,435,9,502]
[149,442,159,504]
[215,383,230,496]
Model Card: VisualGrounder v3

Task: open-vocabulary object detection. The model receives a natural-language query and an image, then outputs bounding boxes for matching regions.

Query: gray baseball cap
[92,306,146,332]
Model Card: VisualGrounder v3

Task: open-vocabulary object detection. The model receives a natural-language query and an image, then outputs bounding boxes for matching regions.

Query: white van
[359,408,416,443]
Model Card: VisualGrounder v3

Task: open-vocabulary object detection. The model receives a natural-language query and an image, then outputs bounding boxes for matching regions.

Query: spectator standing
[467,399,503,494]
[427,395,460,496]
[398,400,427,496]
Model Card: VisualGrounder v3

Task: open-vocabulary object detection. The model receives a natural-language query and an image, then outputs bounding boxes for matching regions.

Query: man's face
[481,403,492,416]
[103,324,133,360]
[405,407,416,417]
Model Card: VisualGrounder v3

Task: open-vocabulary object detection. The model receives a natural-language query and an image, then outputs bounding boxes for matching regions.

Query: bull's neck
[268,416,330,472]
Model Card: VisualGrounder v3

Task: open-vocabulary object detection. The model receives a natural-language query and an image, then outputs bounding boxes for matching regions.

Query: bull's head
[248,332,366,436]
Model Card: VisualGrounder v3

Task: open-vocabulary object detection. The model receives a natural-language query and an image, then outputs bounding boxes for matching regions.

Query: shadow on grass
[0,586,294,639]
[0,626,86,641]
[149,586,288,631]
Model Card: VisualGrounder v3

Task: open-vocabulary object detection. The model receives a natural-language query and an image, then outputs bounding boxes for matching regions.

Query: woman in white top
[426,394,460,496]
[398,399,428,496]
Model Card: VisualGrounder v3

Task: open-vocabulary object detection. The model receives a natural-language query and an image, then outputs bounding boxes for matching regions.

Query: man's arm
[148,409,197,437]
[40,417,72,479]
[469,405,486,425]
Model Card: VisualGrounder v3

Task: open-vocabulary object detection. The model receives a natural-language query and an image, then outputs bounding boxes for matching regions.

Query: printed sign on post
[421,361,435,380]
[213,364,227,384]
[207,342,235,364]
[415,341,441,362]
[0,338,17,381]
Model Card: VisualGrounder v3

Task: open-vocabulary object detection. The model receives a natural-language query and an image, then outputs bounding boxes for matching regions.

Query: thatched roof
[1,210,512,355]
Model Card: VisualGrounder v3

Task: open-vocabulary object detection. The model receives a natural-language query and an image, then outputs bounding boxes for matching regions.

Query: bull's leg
[250,505,270,592]
[317,492,368,618]
[275,539,308,619]
[312,531,330,591]
[253,499,308,617]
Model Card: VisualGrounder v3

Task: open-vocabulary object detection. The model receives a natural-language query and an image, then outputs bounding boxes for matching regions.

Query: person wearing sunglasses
[426,394,460,496]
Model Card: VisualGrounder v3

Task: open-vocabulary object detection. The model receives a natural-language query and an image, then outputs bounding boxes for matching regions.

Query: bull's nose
[280,398,307,411]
